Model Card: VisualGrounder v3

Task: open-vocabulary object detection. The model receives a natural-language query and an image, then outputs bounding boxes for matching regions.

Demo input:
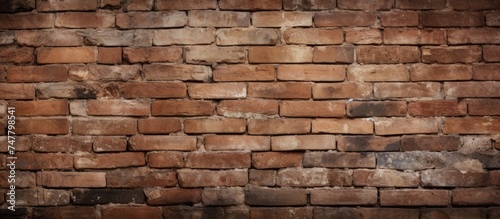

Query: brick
[186,46,245,64]
[116,11,186,29]
[284,28,343,45]
[123,47,182,63]
[73,118,136,136]
[444,82,500,98]
[345,29,382,45]
[357,46,420,64]
[253,152,303,169]
[129,135,197,151]
[32,207,96,219]
[32,136,91,153]
[338,136,400,152]
[125,0,153,11]
[304,152,376,168]
[277,65,345,81]
[249,169,276,186]
[16,118,69,134]
[202,187,245,206]
[452,189,500,205]
[217,99,278,117]
[38,172,105,188]
[138,118,181,134]
[93,136,127,152]
[33,83,98,100]
[484,45,500,62]
[379,11,419,27]
[272,135,335,151]
[473,65,498,81]
[422,12,484,27]
[374,82,441,98]
[422,46,482,64]
[248,46,313,63]
[0,136,30,152]
[0,46,33,63]
[100,0,121,8]
[220,0,281,10]
[164,206,249,219]
[18,30,83,47]
[17,153,73,170]
[10,100,68,116]
[152,100,213,116]
[178,169,248,187]
[155,0,215,10]
[73,189,145,205]
[248,82,310,99]
[250,208,310,219]
[249,118,311,135]
[253,12,312,27]
[312,83,372,99]
[87,99,149,116]
[444,117,500,134]
[401,136,460,151]
[8,65,67,82]
[217,28,279,45]
[0,83,35,99]
[347,101,406,117]
[0,31,14,45]
[0,171,35,188]
[421,170,488,187]
[145,188,201,205]
[187,152,250,169]
[363,209,421,219]
[354,169,419,187]
[347,65,408,82]
[408,100,466,116]
[468,99,500,116]
[460,136,491,154]
[277,168,351,187]
[384,29,446,45]
[380,189,450,206]
[313,46,354,63]
[312,119,373,134]
[487,12,500,26]
[153,28,214,45]
[449,0,500,10]
[144,64,211,81]
[185,118,246,134]
[101,207,162,219]
[148,152,185,168]
[0,14,53,29]
[338,0,392,10]
[314,11,376,27]
[78,29,151,47]
[375,118,439,135]
[214,65,275,82]
[490,208,500,219]
[37,0,96,11]
[491,171,500,186]
[189,11,250,27]
[119,82,186,98]
[312,208,360,219]
[283,0,336,10]
[74,152,145,169]
[310,188,377,206]
[204,135,270,151]
[245,187,307,206]
[69,65,139,81]
[188,83,246,99]
[396,0,445,9]
[56,12,114,28]
[448,28,500,45]
[421,208,487,219]
[410,64,472,81]
[280,101,345,117]
[97,47,122,64]
[37,47,96,64]
[0,0,34,12]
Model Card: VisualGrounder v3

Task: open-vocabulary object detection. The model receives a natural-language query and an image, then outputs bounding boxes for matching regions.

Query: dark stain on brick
[72,189,145,205]
[0,0,35,13]
[75,86,97,99]
[348,102,390,117]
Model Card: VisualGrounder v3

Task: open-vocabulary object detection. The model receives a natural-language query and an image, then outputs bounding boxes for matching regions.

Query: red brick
[0,46,33,63]
[187,46,245,64]
[217,99,278,117]
[401,136,460,151]
[338,136,400,152]
[93,136,127,152]
[345,29,382,45]
[217,28,279,45]
[148,152,186,168]
[38,172,105,188]
[357,46,420,64]
[314,11,376,27]
[422,12,484,27]
[7,65,67,82]
[37,47,96,64]
[214,65,275,82]
[444,117,500,134]
[312,119,373,134]
[313,46,354,63]
[188,83,246,99]
[100,0,121,9]
[444,82,500,98]
[283,0,336,10]
[33,207,96,219]
[155,0,216,10]
[410,64,471,81]
[69,65,139,81]
[354,169,419,187]
[204,135,270,151]
[396,0,445,9]
[272,135,335,151]
[184,118,246,134]
[0,136,30,152]
[491,171,500,186]
[220,0,281,10]
[125,0,153,11]
[311,188,377,206]
[347,101,406,118]
[452,189,500,205]
[145,188,201,205]
[380,11,419,27]
[17,153,73,170]
[119,82,186,98]
[0,14,54,29]
[374,82,441,98]
[0,171,35,188]
[448,28,500,45]
[117,11,186,29]
[347,65,408,82]
[409,100,466,116]
[123,47,182,63]
[249,169,276,186]
[484,45,500,62]
[87,99,149,116]
[189,11,250,27]
[32,136,92,153]
[473,64,500,80]
[380,189,450,206]
[245,187,307,206]
[249,118,311,135]
[153,28,215,45]
[252,152,303,169]
[138,118,181,134]
[284,28,343,45]
[487,12,500,26]
[248,46,313,63]
[421,208,487,219]
[278,65,345,81]
[248,82,311,99]
[313,83,372,99]
[144,64,211,81]
[421,170,488,187]
[102,207,162,219]
[449,0,500,10]
[186,152,250,169]
[152,100,213,116]
[422,46,482,64]
[253,12,312,27]
[16,118,69,134]
[56,12,114,28]
[304,152,376,168]
[10,100,68,116]
[17,30,84,47]
[338,0,392,10]
[0,84,33,99]
[277,168,351,187]
[37,0,96,11]
[375,118,439,135]
[280,101,345,118]
[468,99,500,116]
[74,152,145,169]
[384,29,446,45]
[129,135,197,151]
[202,187,244,206]
[178,169,248,187]
[73,118,137,135]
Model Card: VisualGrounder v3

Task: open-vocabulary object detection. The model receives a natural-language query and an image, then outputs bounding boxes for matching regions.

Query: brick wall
[0,0,499,218]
